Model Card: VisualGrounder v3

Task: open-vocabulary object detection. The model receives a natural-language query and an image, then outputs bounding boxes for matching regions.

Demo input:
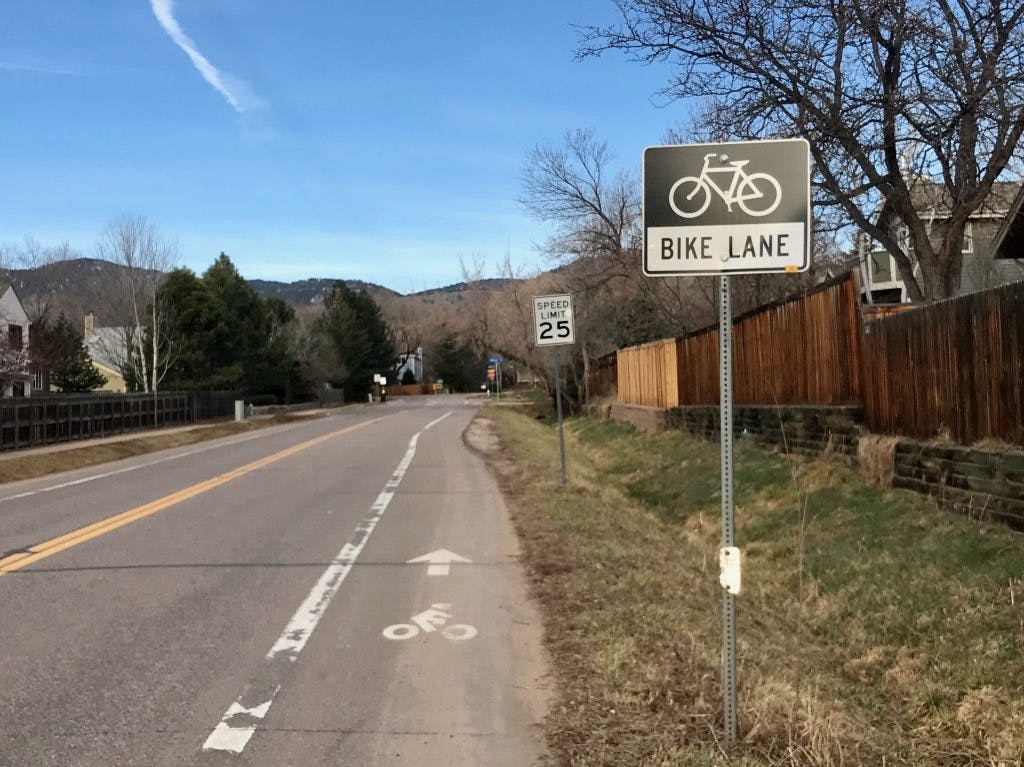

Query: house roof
[991,184,1024,260]
[85,327,129,370]
[873,180,1021,234]
[901,180,1021,219]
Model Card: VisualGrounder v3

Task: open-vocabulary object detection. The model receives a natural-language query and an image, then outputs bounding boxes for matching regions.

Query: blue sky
[0,1,683,293]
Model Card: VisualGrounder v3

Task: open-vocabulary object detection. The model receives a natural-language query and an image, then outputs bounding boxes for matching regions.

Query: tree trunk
[581,343,592,404]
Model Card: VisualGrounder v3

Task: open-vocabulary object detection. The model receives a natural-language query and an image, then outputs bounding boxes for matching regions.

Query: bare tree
[0,237,77,392]
[0,236,75,327]
[521,130,722,361]
[580,0,1024,301]
[0,345,30,396]
[95,215,178,393]
[520,128,638,274]
[293,311,348,388]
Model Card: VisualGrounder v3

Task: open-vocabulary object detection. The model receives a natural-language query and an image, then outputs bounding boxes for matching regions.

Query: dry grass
[0,416,305,485]
[856,434,901,487]
[480,408,1024,767]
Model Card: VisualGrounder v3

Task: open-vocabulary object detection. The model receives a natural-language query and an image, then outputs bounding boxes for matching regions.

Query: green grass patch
[482,408,1024,766]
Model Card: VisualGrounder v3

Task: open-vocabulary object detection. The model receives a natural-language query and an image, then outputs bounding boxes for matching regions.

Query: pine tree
[316,282,395,400]
[33,315,107,393]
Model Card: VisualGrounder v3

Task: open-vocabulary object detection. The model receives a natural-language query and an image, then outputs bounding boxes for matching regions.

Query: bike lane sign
[642,138,810,276]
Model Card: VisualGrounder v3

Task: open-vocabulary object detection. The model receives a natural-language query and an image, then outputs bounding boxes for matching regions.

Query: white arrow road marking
[406,549,472,576]
[201,410,452,755]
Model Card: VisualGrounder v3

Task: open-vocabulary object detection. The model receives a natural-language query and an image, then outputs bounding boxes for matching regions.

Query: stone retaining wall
[667,405,865,460]
[599,400,1024,531]
[608,403,669,433]
[891,442,1024,530]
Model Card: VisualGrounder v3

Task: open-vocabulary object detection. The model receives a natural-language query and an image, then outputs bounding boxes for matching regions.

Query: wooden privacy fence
[0,392,192,452]
[586,352,618,400]
[862,281,1024,443]
[609,273,1024,444]
[617,274,863,408]
[617,338,680,408]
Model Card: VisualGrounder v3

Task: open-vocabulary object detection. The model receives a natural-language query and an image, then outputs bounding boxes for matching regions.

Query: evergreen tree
[432,333,484,392]
[158,255,308,401]
[33,315,107,393]
[316,282,395,400]
[158,268,219,387]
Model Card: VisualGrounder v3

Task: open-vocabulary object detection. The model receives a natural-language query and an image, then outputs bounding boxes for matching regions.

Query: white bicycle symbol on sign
[669,153,782,218]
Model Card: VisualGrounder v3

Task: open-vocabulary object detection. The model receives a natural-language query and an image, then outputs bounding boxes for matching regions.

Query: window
[962,222,974,253]
[870,250,892,283]
[8,325,22,351]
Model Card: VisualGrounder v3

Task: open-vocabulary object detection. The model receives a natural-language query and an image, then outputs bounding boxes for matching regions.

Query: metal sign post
[554,346,567,486]
[718,275,737,742]
[641,138,811,746]
[532,294,576,487]
[489,357,505,401]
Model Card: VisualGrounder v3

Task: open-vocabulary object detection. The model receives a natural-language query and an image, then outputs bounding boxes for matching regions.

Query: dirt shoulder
[475,407,1024,767]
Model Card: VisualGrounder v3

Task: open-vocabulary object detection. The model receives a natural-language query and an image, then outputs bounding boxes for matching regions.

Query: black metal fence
[0,392,193,452]
[191,390,244,421]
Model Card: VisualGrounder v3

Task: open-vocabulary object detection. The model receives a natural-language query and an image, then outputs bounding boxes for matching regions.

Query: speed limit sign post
[533,294,575,486]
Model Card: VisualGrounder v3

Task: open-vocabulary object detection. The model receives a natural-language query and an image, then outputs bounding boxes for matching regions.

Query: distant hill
[3,258,154,327]
[408,278,513,297]
[246,277,514,305]
[247,278,399,306]
[0,257,518,327]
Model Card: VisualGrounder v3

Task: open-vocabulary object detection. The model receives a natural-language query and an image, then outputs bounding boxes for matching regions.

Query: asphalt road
[0,396,549,767]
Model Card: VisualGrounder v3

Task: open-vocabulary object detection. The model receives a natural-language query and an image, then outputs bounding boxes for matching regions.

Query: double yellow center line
[0,417,386,576]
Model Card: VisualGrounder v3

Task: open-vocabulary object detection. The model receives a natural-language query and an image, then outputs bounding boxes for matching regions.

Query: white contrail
[0,58,89,76]
[150,0,257,113]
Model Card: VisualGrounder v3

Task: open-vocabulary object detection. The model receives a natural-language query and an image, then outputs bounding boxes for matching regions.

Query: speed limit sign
[532,294,575,346]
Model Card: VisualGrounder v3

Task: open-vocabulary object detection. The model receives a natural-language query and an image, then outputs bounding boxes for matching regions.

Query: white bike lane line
[199,410,453,755]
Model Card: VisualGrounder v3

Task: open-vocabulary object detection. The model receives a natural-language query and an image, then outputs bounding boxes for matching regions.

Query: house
[858,181,1024,303]
[394,348,423,383]
[0,281,32,397]
[515,367,541,387]
[83,313,128,393]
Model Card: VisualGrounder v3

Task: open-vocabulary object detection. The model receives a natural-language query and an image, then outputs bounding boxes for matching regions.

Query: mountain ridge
[0,258,518,321]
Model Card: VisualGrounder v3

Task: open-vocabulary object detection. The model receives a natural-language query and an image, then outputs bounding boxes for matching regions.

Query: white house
[0,281,32,397]
[395,348,423,383]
